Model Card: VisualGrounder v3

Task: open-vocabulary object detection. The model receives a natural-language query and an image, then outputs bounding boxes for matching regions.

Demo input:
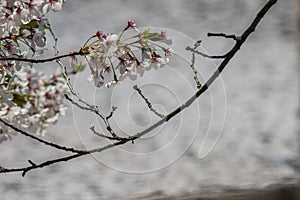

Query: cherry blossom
[0,1,173,144]
[0,67,68,141]
[102,34,119,55]
[0,0,68,143]
[42,0,65,14]
[84,22,173,88]
[159,31,172,45]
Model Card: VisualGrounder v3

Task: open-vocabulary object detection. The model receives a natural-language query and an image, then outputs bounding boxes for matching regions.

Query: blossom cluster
[0,1,174,143]
[0,0,66,142]
[85,20,174,88]
[0,67,68,142]
[0,1,65,62]
[0,0,64,35]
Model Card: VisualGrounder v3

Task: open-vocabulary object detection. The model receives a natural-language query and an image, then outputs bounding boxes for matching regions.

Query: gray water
[0,0,298,199]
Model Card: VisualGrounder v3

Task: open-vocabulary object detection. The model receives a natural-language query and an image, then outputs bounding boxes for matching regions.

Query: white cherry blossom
[85,22,173,88]
[43,0,64,14]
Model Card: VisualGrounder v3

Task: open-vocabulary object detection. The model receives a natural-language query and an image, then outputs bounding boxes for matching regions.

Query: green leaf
[148,35,163,42]
[142,30,150,36]
[143,30,159,38]
[142,30,164,42]
[26,20,39,28]
[12,94,26,107]
[19,20,39,32]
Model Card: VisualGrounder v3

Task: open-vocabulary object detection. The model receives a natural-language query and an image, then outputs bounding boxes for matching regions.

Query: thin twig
[65,94,118,137]
[90,126,126,141]
[28,160,36,166]
[64,94,93,112]
[0,118,85,153]
[165,0,278,122]
[0,140,125,176]
[106,106,117,120]
[0,0,278,176]
[207,32,241,41]
[185,46,227,59]
[48,24,59,56]
[133,85,164,118]
[48,24,82,98]
[0,50,87,63]
[49,25,118,138]
[189,40,202,89]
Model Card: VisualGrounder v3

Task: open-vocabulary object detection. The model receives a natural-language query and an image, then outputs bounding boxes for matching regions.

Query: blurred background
[0,0,298,199]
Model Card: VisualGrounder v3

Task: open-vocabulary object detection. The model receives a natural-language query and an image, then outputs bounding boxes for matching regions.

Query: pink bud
[95,31,103,39]
[127,20,136,28]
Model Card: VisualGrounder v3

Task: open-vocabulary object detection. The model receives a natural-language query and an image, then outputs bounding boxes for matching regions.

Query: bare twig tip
[22,170,27,177]
[28,160,36,166]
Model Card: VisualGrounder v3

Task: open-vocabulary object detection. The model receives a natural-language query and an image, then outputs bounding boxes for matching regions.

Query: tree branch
[0,0,278,176]
[0,118,85,153]
[185,46,227,59]
[64,94,118,137]
[133,85,165,118]
[89,126,126,141]
[207,32,241,41]
[189,40,202,89]
[0,50,88,64]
